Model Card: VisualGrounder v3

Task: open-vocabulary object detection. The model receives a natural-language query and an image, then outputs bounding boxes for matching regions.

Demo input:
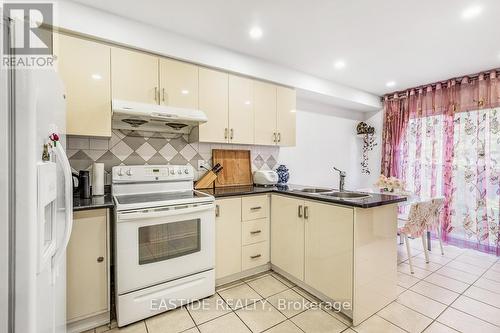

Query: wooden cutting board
[212,149,252,187]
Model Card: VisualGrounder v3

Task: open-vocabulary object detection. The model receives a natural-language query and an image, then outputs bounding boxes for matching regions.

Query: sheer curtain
[382,71,500,253]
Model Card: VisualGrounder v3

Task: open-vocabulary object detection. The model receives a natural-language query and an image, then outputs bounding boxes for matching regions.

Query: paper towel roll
[92,163,105,196]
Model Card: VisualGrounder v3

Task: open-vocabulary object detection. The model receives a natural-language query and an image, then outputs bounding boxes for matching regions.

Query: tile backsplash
[67,130,280,184]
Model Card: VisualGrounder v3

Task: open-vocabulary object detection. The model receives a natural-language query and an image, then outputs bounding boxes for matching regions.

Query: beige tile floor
[87,239,500,333]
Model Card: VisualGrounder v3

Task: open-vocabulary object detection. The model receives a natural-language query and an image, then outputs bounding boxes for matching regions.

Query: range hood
[112,99,207,135]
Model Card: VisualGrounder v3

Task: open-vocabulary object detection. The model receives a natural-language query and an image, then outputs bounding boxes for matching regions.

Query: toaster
[253,170,278,186]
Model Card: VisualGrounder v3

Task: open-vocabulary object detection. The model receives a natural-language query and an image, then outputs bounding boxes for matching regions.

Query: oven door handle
[117,203,214,221]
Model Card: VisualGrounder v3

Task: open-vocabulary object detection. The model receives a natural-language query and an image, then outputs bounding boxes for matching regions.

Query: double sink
[295,188,371,200]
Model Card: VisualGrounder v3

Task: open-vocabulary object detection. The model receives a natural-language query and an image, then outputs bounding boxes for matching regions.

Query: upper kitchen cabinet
[57,34,112,137]
[159,58,198,109]
[253,81,277,145]
[228,75,254,144]
[111,48,159,104]
[276,86,296,146]
[197,68,229,143]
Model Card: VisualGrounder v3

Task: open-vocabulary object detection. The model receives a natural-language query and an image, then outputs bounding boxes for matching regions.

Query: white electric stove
[112,165,215,327]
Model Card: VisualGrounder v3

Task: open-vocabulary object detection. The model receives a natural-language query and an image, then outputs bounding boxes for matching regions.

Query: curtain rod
[382,67,500,101]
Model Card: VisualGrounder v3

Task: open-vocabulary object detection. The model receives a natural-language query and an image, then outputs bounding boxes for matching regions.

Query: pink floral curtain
[381,70,500,251]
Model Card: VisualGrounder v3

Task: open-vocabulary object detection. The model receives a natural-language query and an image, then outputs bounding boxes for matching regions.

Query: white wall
[279,100,382,190]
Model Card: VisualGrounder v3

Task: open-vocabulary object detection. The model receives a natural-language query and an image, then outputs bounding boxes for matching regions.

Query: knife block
[194,170,218,189]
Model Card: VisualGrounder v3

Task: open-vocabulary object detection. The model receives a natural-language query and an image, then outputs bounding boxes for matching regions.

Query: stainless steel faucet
[333,167,346,192]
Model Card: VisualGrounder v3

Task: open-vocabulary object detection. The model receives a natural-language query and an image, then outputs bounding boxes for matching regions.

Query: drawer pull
[250,254,262,259]
[250,230,262,235]
[215,204,220,217]
[97,256,104,263]
[250,206,262,211]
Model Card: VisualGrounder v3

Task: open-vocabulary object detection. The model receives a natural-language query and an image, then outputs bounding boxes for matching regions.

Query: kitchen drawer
[242,218,269,245]
[242,241,269,270]
[241,195,269,221]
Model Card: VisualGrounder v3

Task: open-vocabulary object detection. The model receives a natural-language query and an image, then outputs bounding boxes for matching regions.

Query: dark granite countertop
[73,184,406,211]
[199,184,407,208]
[73,192,114,211]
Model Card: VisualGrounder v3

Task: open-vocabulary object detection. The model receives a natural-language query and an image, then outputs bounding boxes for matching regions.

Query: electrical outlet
[197,160,210,172]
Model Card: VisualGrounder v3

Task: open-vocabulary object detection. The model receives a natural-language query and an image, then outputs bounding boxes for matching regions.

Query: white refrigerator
[2,18,73,333]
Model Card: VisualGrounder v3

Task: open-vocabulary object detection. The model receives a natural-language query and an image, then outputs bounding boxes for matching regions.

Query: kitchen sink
[322,192,371,199]
[296,188,333,193]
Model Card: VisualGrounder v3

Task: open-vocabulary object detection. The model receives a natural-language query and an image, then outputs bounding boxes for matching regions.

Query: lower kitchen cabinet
[304,200,353,305]
[215,197,242,279]
[67,209,109,330]
[215,195,270,282]
[270,195,305,281]
[271,195,353,306]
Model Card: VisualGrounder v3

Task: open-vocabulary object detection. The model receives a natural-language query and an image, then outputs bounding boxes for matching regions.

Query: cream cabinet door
[111,48,159,104]
[159,58,198,108]
[215,198,242,279]
[276,86,296,146]
[198,68,229,143]
[67,209,108,322]
[228,75,254,144]
[57,34,111,137]
[304,201,353,304]
[270,195,305,281]
[253,81,277,145]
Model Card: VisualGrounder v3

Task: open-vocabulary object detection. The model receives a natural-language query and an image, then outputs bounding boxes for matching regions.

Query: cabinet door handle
[154,87,158,103]
[304,206,309,219]
[250,230,262,235]
[230,128,234,140]
[298,205,303,218]
[97,256,104,263]
[162,88,166,103]
[277,132,281,143]
[273,132,277,143]
[215,204,220,217]
[250,206,262,211]
[250,254,262,259]
[224,128,228,139]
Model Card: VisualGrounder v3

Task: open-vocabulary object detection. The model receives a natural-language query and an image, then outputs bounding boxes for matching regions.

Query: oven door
[116,201,215,294]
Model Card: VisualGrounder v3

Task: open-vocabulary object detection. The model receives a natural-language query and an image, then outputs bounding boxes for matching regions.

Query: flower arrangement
[375,174,405,192]
[357,122,377,174]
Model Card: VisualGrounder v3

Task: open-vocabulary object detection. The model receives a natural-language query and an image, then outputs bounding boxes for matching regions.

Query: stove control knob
[184,168,189,174]
[177,169,182,175]
[170,169,175,175]
[126,169,133,176]
[117,168,124,176]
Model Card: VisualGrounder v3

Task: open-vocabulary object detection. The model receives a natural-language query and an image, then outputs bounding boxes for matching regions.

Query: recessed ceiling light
[181,89,189,95]
[91,73,102,80]
[244,100,251,105]
[462,5,483,20]
[386,81,396,88]
[249,26,263,40]
[334,60,346,69]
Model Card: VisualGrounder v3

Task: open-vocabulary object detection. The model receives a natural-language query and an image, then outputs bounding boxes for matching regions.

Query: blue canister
[276,165,289,184]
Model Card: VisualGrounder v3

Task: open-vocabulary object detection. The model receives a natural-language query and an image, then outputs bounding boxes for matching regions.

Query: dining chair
[398,199,434,274]
[427,197,445,256]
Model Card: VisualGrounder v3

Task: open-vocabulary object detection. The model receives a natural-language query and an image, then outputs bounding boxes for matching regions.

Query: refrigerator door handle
[52,143,73,267]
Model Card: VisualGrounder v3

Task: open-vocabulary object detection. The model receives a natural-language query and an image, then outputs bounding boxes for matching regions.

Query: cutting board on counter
[212,149,252,187]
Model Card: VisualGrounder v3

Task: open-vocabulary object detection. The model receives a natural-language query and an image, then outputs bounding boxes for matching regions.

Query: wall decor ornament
[356,122,377,174]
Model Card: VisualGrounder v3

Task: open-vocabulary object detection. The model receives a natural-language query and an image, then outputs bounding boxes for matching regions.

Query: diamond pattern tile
[158,143,177,160]
[266,155,277,169]
[110,140,133,161]
[253,155,265,169]
[136,142,157,161]
[122,152,146,165]
[68,131,280,185]
[179,144,197,161]
[122,135,147,150]
[147,153,168,165]
[95,151,122,172]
